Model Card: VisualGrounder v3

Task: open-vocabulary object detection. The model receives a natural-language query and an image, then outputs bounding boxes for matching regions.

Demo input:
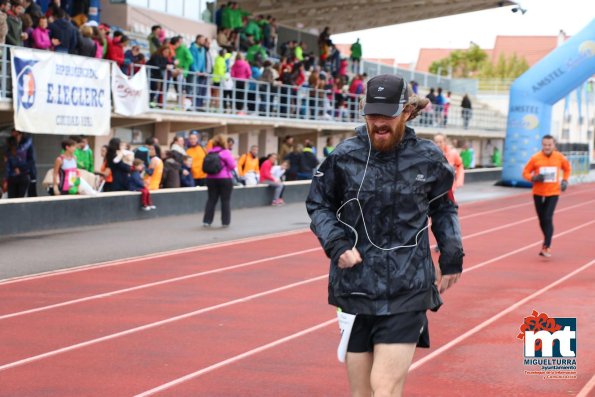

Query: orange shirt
[522,150,571,196]
[186,145,207,179]
[101,160,113,183]
[237,153,260,177]
[443,146,464,190]
[145,157,163,191]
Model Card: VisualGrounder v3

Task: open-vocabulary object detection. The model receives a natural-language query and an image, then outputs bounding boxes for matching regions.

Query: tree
[484,53,529,79]
[428,44,529,79]
[429,44,487,78]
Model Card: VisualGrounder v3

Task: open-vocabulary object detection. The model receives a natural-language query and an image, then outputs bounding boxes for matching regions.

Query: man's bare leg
[346,352,373,397]
[370,343,417,397]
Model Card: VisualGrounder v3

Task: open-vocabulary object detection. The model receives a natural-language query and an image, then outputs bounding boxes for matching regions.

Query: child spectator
[130,159,155,211]
[180,155,195,187]
[260,153,285,206]
[271,159,288,182]
[52,138,79,195]
[77,136,94,173]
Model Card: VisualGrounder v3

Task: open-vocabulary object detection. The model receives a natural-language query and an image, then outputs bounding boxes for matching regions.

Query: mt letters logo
[518,310,577,380]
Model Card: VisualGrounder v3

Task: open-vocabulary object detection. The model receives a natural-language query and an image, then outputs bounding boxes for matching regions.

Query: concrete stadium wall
[0,168,504,236]
[0,182,312,236]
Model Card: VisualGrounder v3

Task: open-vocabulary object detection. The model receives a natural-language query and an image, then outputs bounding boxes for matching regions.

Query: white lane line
[576,373,595,397]
[0,228,311,285]
[463,219,595,274]
[461,200,595,241]
[0,247,323,321]
[410,257,595,372]
[1,201,593,372]
[0,275,328,372]
[2,186,592,285]
[4,200,591,321]
[458,187,595,220]
[133,318,337,397]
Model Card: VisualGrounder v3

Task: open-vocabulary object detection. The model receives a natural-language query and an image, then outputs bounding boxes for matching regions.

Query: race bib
[539,167,557,183]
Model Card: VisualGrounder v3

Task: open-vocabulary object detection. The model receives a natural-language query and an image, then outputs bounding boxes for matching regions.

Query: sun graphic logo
[578,40,595,57]
[522,114,539,130]
[16,65,36,111]
[517,310,576,358]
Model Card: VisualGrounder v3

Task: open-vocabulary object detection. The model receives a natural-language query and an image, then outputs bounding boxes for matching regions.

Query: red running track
[0,184,594,396]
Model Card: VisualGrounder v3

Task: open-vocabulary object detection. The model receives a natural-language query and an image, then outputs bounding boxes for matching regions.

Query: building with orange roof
[414,35,559,73]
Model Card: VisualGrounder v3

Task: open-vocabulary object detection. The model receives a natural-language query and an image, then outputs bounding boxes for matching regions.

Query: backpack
[202,151,223,174]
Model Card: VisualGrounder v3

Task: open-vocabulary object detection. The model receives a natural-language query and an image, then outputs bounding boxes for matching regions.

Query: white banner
[11,48,111,135]
[111,64,149,116]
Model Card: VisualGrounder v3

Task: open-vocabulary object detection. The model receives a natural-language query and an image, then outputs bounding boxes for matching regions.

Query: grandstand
[0,0,521,196]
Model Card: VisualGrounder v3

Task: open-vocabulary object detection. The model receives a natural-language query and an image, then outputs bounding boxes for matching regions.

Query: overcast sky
[331,0,595,64]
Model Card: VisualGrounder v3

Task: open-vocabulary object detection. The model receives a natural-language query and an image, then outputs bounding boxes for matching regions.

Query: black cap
[363,74,409,117]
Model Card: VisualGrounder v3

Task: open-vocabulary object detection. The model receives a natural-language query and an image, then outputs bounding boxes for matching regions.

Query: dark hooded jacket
[306,125,463,315]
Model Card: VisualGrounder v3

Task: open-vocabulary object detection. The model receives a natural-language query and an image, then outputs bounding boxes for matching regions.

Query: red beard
[367,117,406,152]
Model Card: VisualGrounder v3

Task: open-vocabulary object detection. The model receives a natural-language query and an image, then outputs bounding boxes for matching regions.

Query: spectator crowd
[2,127,328,212]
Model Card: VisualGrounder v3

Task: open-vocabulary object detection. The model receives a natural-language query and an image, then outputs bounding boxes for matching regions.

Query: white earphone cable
[336,130,448,251]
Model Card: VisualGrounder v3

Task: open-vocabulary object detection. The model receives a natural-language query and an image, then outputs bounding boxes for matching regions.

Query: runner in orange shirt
[433,133,464,191]
[522,135,571,257]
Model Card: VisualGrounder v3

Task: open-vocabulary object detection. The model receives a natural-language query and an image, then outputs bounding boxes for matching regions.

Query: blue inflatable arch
[502,18,595,186]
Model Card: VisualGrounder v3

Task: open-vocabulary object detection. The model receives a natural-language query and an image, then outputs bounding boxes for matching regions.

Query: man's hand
[435,268,461,293]
[561,180,568,192]
[338,248,362,269]
[531,174,545,182]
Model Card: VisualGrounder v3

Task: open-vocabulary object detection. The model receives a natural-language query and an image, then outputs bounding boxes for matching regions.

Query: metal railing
[0,44,508,131]
[140,63,507,130]
[562,151,591,182]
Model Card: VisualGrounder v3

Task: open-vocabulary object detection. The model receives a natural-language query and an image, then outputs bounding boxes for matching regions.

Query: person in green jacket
[5,7,23,46]
[460,144,473,169]
[62,136,93,173]
[212,49,231,110]
[221,2,233,29]
[295,41,306,61]
[246,42,267,66]
[244,19,261,43]
[171,36,194,109]
[230,2,250,30]
[491,146,502,167]
[76,137,94,173]
[350,38,362,74]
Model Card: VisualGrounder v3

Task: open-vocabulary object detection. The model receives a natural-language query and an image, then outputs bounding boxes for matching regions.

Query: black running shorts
[347,311,429,353]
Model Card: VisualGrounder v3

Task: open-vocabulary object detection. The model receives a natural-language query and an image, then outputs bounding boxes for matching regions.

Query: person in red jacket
[522,135,571,257]
[107,34,129,69]
[260,153,285,206]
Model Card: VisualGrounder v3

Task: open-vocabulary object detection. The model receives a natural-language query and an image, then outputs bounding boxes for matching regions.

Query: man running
[307,74,464,397]
[433,133,464,192]
[522,135,571,257]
